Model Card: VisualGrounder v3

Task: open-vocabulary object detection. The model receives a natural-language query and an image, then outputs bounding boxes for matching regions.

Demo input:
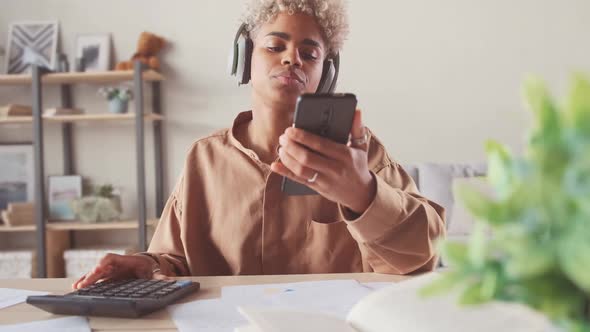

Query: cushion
[417,163,455,229]
[450,177,494,236]
[400,164,419,188]
[416,163,488,232]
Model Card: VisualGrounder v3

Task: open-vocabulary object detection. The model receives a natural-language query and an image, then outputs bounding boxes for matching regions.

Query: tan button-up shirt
[146,111,445,276]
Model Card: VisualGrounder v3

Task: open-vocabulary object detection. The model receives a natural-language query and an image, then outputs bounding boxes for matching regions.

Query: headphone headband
[233,24,248,50]
[229,23,339,93]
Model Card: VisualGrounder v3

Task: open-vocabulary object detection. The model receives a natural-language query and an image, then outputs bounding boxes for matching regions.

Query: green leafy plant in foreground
[421,74,590,331]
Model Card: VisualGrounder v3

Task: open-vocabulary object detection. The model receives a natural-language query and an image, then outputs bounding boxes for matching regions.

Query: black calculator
[27,279,200,318]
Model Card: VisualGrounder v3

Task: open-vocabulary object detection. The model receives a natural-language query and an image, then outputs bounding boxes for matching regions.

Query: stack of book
[0,105,83,118]
[0,104,32,117]
[0,202,35,226]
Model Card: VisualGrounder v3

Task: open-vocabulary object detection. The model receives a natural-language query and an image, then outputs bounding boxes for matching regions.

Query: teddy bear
[115,31,166,71]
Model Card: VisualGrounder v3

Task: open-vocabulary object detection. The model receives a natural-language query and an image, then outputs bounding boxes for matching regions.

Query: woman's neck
[243,97,295,164]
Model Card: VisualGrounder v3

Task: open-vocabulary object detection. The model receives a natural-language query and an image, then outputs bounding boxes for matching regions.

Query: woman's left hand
[271,109,376,215]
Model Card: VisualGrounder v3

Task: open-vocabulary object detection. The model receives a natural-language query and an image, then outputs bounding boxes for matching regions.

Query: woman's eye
[267,46,284,52]
[302,52,318,61]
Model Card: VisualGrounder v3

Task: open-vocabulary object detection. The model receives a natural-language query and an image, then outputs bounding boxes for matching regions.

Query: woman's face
[250,12,327,109]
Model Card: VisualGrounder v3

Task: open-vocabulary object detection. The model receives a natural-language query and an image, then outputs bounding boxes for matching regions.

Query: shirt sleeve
[338,162,446,275]
[139,178,190,277]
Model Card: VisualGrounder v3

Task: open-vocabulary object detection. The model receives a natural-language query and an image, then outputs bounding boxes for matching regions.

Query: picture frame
[48,175,82,220]
[0,143,34,211]
[75,33,111,72]
[5,21,59,74]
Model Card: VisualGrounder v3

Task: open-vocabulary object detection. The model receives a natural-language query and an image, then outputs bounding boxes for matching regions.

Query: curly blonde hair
[241,0,349,55]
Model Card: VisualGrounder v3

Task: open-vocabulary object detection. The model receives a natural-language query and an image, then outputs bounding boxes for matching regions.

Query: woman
[74,0,445,289]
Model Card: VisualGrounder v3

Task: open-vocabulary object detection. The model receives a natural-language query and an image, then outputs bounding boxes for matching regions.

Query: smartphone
[281,93,357,196]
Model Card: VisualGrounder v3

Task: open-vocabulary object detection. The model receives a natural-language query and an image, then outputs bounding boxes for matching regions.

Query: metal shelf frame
[8,61,165,277]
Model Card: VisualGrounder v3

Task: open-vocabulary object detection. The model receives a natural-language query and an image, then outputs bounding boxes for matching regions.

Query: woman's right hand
[72,253,168,290]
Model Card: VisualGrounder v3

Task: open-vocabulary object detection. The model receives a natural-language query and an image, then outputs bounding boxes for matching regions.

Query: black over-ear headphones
[228,23,340,93]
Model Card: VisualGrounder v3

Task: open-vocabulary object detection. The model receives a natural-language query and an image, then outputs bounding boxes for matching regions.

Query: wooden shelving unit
[0,63,165,277]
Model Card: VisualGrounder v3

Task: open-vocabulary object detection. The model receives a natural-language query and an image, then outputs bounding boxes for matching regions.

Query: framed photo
[0,144,34,211]
[48,175,82,220]
[5,21,59,74]
[75,34,111,72]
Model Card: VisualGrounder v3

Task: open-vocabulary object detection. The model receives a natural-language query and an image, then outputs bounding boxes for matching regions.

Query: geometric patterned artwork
[5,21,59,74]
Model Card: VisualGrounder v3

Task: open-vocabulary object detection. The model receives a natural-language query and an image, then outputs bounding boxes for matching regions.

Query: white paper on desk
[222,280,372,319]
[0,316,90,332]
[361,281,396,291]
[168,298,247,332]
[0,288,48,310]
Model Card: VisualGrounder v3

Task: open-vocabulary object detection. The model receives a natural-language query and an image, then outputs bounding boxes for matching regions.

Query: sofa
[402,162,489,245]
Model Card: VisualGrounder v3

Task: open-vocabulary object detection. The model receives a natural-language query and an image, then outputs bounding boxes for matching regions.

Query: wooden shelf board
[0,225,35,232]
[0,219,158,232]
[0,113,163,124]
[0,70,164,86]
[0,116,33,124]
[48,219,158,230]
[45,112,164,122]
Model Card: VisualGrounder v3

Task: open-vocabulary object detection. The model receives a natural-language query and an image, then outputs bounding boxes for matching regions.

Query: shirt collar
[229,110,260,160]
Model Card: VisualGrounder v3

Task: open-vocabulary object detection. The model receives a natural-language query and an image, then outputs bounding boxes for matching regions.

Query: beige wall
[1,0,590,220]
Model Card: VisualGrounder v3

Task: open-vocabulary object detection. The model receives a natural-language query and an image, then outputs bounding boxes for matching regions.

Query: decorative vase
[71,195,121,223]
[108,98,129,114]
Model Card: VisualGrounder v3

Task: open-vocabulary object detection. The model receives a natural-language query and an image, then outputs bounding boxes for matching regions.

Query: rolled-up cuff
[339,174,404,243]
[134,252,177,276]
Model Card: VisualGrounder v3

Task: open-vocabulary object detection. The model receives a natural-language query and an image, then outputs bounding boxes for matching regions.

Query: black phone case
[281,93,357,196]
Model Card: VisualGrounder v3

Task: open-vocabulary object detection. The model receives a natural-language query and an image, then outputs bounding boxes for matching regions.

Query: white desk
[0,273,409,331]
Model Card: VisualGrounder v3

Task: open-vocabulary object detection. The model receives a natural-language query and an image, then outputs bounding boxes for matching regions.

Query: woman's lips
[273,69,305,87]
[276,75,303,86]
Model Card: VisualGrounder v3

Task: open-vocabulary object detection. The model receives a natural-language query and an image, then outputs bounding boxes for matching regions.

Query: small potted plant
[98,86,133,114]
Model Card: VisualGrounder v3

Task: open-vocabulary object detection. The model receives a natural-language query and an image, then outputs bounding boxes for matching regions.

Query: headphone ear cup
[235,35,247,84]
[316,59,335,93]
[228,42,238,76]
[235,35,252,85]
[242,38,252,84]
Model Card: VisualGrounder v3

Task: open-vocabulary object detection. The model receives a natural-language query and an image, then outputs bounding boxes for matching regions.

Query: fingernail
[279,136,286,145]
